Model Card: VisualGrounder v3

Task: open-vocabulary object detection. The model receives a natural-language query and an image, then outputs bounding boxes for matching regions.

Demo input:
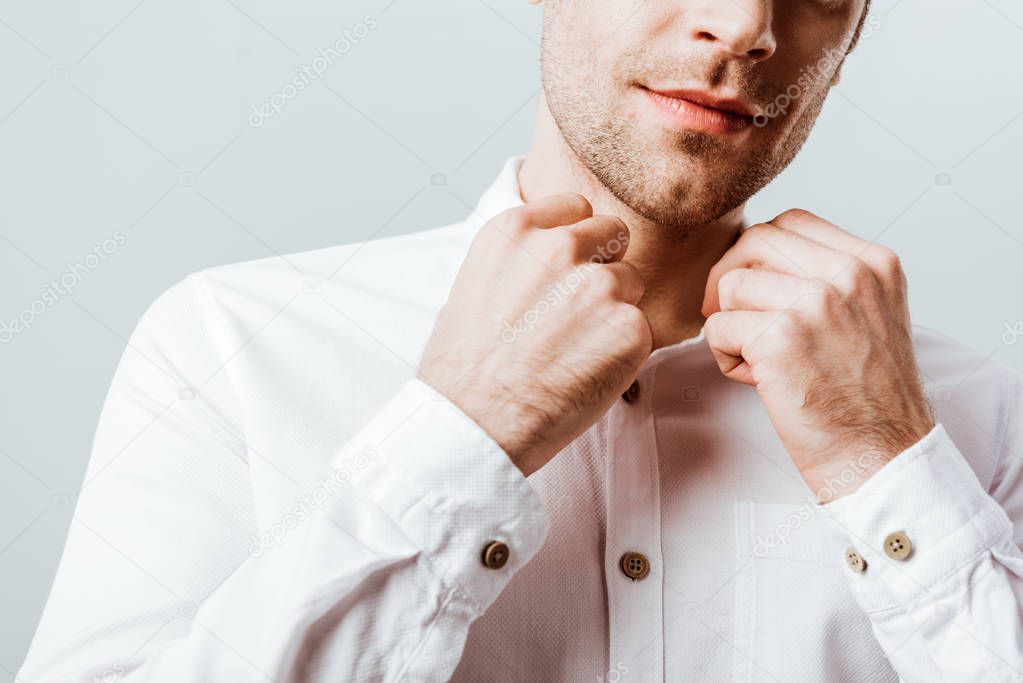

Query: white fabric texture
[18,157,1023,682]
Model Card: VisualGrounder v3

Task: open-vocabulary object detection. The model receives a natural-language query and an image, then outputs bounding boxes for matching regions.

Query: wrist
[417,372,554,477]
[806,421,936,503]
[803,453,893,503]
[462,399,558,477]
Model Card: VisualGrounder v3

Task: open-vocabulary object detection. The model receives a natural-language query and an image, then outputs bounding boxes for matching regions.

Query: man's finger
[703,310,782,385]
[768,209,864,252]
[564,215,631,263]
[768,208,892,278]
[601,260,645,305]
[713,268,813,315]
[702,225,846,315]
[517,192,594,229]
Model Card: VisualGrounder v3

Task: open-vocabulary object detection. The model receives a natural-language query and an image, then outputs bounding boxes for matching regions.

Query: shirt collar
[462,156,526,235]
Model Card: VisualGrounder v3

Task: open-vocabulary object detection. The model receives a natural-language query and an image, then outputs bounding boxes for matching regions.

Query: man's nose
[686,0,777,62]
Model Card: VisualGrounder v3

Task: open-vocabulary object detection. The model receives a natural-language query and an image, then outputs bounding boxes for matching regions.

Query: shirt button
[622,380,640,403]
[482,540,510,569]
[844,547,867,573]
[883,531,913,560]
[620,551,650,580]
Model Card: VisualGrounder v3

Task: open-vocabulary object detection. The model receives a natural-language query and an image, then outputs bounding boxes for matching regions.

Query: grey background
[1,0,1021,678]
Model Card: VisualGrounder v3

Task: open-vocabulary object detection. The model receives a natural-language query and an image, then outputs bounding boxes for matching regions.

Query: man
[19,0,1023,681]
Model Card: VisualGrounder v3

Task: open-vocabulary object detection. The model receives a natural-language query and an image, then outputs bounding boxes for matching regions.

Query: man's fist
[418,193,651,476]
[701,208,935,500]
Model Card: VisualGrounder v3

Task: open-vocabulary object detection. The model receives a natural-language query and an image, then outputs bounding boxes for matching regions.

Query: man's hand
[419,193,652,477]
[701,208,935,501]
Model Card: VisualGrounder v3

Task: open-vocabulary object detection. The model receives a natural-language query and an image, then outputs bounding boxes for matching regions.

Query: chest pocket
[732,501,897,682]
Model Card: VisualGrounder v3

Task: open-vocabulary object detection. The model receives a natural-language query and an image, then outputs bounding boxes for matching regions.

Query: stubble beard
[542,45,832,238]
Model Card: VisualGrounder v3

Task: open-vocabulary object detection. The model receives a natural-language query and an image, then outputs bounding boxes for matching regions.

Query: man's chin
[605,162,745,229]
[621,190,741,231]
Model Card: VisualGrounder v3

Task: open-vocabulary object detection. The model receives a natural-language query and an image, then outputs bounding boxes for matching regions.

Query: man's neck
[517,102,748,350]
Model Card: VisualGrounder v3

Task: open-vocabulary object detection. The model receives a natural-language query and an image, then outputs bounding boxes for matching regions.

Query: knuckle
[559,262,592,293]
[612,306,652,350]
[740,223,779,248]
[492,207,532,236]
[546,229,585,264]
[774,310,804,338]
[821,280,845,307]
[877,247,903,280]
[717,269,747,307]
[777,207,814,223]
[837,260,874,291]
[610,303,646,332]
[587,266,620,300]
[719,268,750,292]
[808,282,841,316]
[745,222,775,237]
[743,223,769,240]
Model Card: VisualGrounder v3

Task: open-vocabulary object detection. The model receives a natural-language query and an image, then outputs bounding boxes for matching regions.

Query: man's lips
[641,87,756,135]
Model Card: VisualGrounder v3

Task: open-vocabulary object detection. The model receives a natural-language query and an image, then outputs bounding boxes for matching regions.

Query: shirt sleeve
[819,369,1023,682]
[17,274,549,683]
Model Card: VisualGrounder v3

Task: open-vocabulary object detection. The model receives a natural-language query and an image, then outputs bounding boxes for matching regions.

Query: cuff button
[883,531,913,561]
[844,547,866,573]
[482,540,510,570]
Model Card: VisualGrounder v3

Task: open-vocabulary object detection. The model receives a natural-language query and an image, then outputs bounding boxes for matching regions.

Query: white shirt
[19,157,1023,682]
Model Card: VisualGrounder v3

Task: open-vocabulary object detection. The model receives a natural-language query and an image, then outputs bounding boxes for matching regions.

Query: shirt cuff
[328,377,550,615]
[819,422,1013,612]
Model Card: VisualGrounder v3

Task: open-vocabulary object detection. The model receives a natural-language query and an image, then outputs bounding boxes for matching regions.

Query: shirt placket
[605,364,665,682]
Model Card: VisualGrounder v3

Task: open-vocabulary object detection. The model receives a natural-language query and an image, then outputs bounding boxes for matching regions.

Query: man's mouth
[640,86,757,135]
